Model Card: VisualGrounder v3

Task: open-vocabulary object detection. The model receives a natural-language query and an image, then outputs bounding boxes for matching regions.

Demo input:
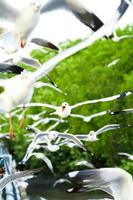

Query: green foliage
[1,26,133,174]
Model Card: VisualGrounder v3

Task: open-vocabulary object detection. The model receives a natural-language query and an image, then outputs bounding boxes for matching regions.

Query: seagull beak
[62,106,65,112]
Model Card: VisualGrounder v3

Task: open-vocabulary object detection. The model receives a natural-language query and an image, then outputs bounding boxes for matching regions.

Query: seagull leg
[20,40,26,48]
[20,105,27,128]
[9,112,14,140]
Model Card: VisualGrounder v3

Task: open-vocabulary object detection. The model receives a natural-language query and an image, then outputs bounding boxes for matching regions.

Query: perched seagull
[0,168,41,191]
[0,0,59,53]
[66,0,129,37]
[109,108,133,115]
[67,167,133,200]
[117,152,133,160]
[23,90,132,119]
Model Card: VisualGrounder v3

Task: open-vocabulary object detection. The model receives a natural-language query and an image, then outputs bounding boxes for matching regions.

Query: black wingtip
[9,65,24,74]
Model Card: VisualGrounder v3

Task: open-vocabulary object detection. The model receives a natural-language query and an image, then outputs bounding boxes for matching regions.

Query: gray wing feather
[0,168,41,191]
[31,38,59,50]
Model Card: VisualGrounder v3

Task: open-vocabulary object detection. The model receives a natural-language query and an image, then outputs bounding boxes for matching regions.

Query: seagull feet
[20,40,26,48]
[20,116,25,128]
[9,127,14,140]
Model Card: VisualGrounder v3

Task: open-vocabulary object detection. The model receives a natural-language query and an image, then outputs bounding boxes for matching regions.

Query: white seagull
[0,0,58,53]
[23,90,132,119]
[0,71,64,139]
[67,167,133,200]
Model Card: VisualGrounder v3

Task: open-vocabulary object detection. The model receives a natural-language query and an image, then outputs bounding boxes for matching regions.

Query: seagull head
[48,131,59,141]
[61,102,69,112]
[30,0,41,11]
[87,131,98,142]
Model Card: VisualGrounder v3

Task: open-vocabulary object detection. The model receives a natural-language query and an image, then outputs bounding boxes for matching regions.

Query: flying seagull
[67,167,133,200]
[0,71,65,139]
[23,90,132,119]
[0,0,59,53]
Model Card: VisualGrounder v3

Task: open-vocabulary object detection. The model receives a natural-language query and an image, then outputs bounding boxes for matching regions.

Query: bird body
[0,72,34,113]
[13,1,41,48]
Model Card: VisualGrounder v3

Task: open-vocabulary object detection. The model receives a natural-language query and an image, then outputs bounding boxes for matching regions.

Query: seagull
[0,0,59,53]
[67,167,133,200]
[75,123,131,142]
[117,152,133,160]
[23,90,132,119]
[85,124,123,142]
[0,168,41,191]
[0,71,65,139]
[66,0,129,37]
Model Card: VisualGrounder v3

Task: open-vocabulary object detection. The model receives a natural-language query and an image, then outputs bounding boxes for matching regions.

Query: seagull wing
[41,0,66,14]
[71,91,132,109]
[96,124,121,135]
[117,152,131,157]
[0,0,19,22]
[109,108,133,115]
[0,168,41,191]
[117,0,129,20]
[31,153,53,173]
[31,38,59,51]
[67,168,132,198]
[0,63,23,74]
[21,57,41,68]
[58,133,86,151]
[23,102,57,110]
[66,0,104,31]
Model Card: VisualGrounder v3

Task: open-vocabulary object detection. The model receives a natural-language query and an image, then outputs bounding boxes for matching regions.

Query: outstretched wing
[0,168,41,191]
[66,0,104,31]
